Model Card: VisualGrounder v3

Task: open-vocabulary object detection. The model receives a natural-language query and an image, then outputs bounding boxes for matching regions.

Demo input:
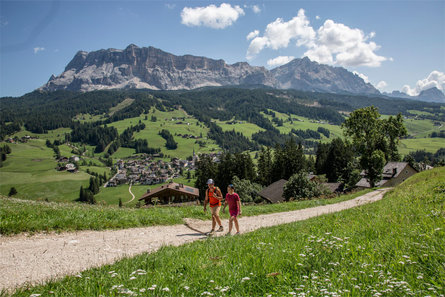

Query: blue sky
[0,0,444,97]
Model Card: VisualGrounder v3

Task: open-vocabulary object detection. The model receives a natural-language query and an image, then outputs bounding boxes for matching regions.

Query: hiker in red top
[203,179,223,234]
[223,184,242,235]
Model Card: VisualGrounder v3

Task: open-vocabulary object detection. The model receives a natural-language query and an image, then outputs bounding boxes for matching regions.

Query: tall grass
[9,167,445,296]
[0,190,371,235]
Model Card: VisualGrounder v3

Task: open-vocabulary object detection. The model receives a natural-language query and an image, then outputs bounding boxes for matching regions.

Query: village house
[355,162,418,189]
[139,182,199,205]
[258,176,344,204]
[65,163,77,173]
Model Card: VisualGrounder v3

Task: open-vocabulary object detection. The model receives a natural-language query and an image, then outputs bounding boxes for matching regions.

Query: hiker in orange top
[203,179,224,234]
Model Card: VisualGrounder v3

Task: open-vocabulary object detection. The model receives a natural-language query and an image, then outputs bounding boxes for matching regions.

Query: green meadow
[215,119,265,138]
[9,167,444,296]
[108,108,220,159]
[10,127,71,142]
[0,189,372,235]
[0,139,111,202]
[399,138,445,156]
[262,109,345,142]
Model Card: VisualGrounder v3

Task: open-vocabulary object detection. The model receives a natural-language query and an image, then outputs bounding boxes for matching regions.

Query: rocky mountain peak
[40,44,380,95]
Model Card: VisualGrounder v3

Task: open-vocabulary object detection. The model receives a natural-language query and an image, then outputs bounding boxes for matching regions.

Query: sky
[0,0,444,97]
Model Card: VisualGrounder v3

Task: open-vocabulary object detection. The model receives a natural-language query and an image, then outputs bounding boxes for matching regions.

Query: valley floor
[0,188,390,292]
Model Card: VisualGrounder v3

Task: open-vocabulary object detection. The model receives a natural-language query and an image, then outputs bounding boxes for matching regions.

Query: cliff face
[40,44,380,95]
[271,57,379,94]
[41,45,276,92]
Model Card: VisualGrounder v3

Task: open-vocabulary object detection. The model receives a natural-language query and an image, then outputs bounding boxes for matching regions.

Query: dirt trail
[125,183,136,204]
[0,188,391,291]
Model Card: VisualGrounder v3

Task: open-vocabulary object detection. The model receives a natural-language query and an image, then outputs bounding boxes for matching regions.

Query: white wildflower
[29,294,41,297]
[201,292,214,296]
[184,286,190,290]
[241,277,250,282]
[209,280,215,283]
[139,288,146,293]
[129,276,137,280]
[417,275,423,279]
[299,254,306,257]
[220,286,230,292]
[162,287,170,292]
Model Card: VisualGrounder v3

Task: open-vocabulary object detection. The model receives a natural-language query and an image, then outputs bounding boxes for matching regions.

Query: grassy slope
[0,189,372,235]
[263,109,345,142]
[215,119,265,138]
[108,108,220,159]
[10,167,444,296]
[0,140,91,201]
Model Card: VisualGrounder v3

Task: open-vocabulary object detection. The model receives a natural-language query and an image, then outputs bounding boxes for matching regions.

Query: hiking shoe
[225,232,232,236]
[235,232,240,235]
[217,226,224,232]
[207,229,215,235]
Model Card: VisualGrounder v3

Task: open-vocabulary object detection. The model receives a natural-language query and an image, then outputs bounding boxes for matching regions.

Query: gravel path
[0,188,391,291]
[125,183,136,204]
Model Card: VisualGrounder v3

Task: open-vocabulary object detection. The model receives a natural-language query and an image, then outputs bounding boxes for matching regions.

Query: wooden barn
[139,182,200,205]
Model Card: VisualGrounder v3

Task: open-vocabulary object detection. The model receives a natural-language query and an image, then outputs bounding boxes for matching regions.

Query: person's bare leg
[228,217,233,233]
[234,217,240,233]
[215,215,222,227]
[211,215,216,231]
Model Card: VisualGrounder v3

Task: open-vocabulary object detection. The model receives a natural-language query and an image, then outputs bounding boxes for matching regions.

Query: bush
[231,176,263,203]
[8,187,17,197]
[283,171,329,201]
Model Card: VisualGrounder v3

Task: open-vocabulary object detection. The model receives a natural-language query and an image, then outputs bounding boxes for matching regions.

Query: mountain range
[40,44,444,102]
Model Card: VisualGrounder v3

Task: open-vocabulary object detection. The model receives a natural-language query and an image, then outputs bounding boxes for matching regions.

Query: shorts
[210,205,221,216]
[229,210,239,217]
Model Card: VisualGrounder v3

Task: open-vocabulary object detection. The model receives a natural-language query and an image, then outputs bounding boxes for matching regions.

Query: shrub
[283,171,329,201]
[231,176,263,203]
[8,187,17,197]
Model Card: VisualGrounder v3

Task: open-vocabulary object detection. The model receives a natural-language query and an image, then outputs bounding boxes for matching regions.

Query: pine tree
[78,186,87,202]
[257,147,273,186]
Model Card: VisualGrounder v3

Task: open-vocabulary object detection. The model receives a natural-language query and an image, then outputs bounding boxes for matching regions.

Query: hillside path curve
[0,188,391,291]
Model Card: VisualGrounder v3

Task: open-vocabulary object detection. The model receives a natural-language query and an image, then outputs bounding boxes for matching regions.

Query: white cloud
[246,9,388,67]
[376,81,387,91]
[247,9,315,59]
[252,5,261,14]
[246,30,259,40]
[267,56,295,67]
[353,71,369,83]
[33,47,45,54]
[402,70,445,96]
[316,15,320,20]
[165,3,176,10]
[181,3,245,29]
[306,19,387,67]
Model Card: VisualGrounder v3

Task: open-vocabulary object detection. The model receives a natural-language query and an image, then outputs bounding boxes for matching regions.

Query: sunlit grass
[10,167,444,296]
[0,189,371,235]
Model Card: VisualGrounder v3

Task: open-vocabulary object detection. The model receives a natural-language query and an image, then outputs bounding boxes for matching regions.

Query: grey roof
[356,162,417,188]
[258,179,287,203]
[322,182,343,193]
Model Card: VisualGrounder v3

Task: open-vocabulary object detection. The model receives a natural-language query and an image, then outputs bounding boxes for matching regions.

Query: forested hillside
[1,87,443,154]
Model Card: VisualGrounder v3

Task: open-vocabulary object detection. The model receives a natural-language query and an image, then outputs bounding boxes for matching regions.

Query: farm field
[0,139,111,202]
[9,167,444,296]
[0,189,372,235]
